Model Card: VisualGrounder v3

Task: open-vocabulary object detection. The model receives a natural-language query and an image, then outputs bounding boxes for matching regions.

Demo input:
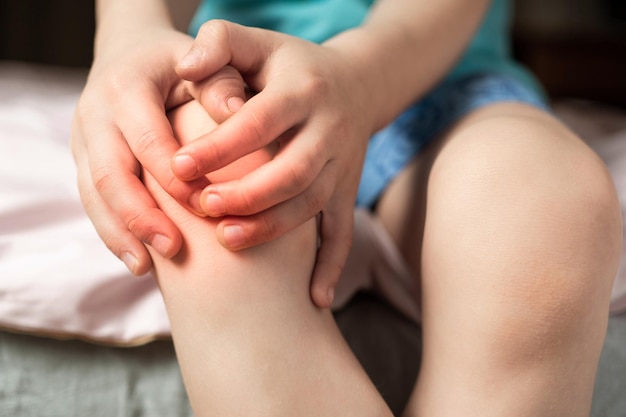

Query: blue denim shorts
[356,72,549,208]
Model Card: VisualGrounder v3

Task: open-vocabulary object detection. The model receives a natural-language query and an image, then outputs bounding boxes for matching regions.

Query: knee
[147,101,318,307]
[428,108,622,339]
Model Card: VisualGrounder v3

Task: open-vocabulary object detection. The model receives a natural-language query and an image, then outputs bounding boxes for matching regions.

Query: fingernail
[204,192,226,216]
[227,96,244,113]
[151,234,173,257]
[172,154,198,179]
[223,224,245,248]
[178,48,202,69]
[121,252,138,274]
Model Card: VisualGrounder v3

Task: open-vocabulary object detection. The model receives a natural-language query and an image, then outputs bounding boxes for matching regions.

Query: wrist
[94,0,175,59]
[323,28,407,132]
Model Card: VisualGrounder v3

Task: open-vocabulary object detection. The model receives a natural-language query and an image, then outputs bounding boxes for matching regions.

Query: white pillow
[0,63,170,345]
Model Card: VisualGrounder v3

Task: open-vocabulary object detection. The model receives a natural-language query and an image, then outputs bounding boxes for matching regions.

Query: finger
[213,160,337,250]
[115,88,209,213]
[198,128,326,217]
[310,199,355,308]
[75,147,153,276]
[172,87,304,181]
[185,65,247,124]
[176,20,276,82]
[85,123,183,262]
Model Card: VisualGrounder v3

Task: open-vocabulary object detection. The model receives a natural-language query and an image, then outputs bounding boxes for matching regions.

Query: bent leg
[145,101,392,417]
[377,103,622,416]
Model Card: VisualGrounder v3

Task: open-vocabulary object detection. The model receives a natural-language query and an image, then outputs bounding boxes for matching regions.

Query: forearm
[325,0,490,131]
[96,0,172,50]
[94,0,198,57]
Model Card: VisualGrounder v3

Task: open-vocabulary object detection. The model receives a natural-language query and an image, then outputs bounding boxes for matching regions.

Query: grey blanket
[1,293,625,417]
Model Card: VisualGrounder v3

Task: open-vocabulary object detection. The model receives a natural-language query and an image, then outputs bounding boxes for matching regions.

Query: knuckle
[285,156,316,192]
[203,137,227,169]
[257,213,281,242]
[92,165,117,194]
[243,108,273,150]
[133,128,164,156]
[289,163,329,212]
[103,71,134,99]
[125,210,147,238]
[224,180,256,213]
[234,187,256,214]
[299,70,329,98]
[78,184,100,215]
[164,174,181,197]
[298,71,336,103]
[285,163,308,190]
[302,188,324,214]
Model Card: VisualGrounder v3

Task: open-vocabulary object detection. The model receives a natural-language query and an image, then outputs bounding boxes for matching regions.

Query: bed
[1,61,625,416]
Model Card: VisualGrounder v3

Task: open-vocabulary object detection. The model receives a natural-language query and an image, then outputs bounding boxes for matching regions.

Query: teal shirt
[189,0,541,94]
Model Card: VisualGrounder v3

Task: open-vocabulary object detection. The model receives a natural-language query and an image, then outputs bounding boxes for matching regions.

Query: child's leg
[144,101,392,417]
[376,102,622,416]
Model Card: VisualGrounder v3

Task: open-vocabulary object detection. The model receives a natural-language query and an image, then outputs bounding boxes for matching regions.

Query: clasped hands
[71,20,374,308]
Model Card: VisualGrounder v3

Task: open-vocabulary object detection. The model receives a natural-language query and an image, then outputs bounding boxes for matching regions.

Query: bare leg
[376,103,622,416]
[144,101,392,417]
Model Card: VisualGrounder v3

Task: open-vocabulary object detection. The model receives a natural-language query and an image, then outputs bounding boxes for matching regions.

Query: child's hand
[172,21,377,307]
[71,26,247,275]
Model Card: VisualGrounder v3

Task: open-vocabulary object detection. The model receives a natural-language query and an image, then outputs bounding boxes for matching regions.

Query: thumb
[175,20,276,82]
[185,65,247,124]
[310,205,354,309]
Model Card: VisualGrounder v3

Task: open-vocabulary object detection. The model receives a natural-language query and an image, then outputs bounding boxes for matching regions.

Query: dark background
[1,0,625,105]
[512,0,626,106]
[0,0,95,68]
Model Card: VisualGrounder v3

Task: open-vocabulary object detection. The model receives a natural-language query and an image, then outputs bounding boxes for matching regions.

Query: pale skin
[71,0,624,415]
[146,101,392,416]
[148,98,622,416]
[71,0,495,306]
